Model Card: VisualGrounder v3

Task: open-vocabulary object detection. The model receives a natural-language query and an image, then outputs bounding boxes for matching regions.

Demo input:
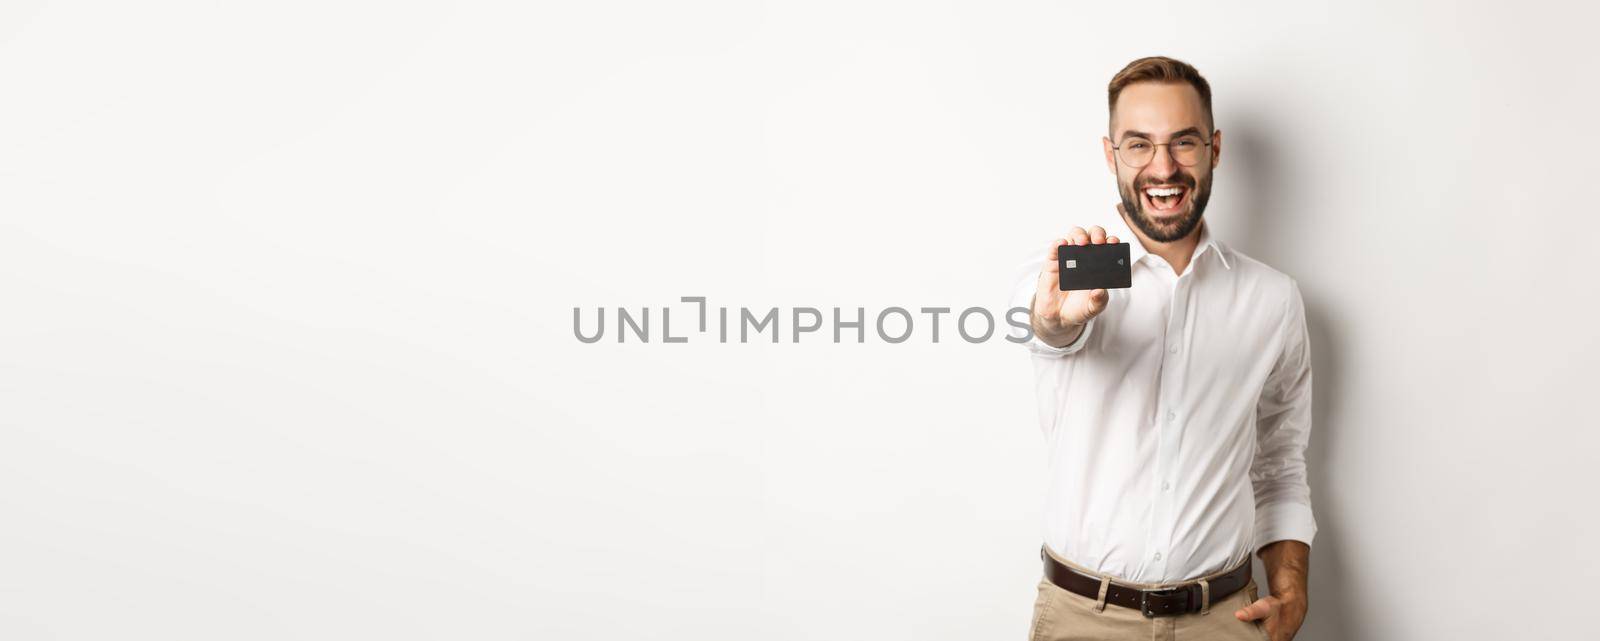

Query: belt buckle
[1139,587,1186,618]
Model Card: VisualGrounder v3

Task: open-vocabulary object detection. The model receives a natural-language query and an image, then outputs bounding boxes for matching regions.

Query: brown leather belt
[1040,546,1252,618]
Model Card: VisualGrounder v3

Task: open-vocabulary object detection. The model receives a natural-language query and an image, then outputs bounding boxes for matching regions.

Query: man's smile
[1141,184,1189,215]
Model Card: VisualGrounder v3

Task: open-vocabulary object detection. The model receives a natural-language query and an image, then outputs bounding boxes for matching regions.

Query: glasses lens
[1119,138,1154,167]
[1170,135,1206,166]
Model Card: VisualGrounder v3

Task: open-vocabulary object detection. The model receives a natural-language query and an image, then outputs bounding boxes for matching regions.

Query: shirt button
[1154,552,1162,561]
[1166,411,1176,422]
[1161,481,1171,491]
[1168,344,1179,354]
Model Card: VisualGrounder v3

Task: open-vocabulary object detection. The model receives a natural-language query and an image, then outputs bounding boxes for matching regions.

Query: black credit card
[1058,242,1132,291]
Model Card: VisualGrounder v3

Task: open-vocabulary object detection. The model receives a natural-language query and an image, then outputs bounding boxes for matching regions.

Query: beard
[1117,168,1212,243]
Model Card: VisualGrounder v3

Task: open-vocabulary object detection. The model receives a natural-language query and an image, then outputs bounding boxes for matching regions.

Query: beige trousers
[1028,548,1270,641]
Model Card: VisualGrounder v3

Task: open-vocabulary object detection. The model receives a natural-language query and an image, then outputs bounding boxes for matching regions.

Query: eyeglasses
[1112,132,1213,168]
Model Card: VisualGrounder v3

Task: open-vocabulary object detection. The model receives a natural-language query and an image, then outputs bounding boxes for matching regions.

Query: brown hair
[1107,56,1213,133]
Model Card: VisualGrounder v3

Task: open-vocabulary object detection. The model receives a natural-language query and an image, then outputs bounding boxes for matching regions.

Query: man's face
[1102,82,1221,243]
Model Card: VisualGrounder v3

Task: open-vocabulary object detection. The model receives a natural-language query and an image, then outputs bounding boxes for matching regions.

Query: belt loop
[1198,578,1211,615]
[1093,576,1110,613]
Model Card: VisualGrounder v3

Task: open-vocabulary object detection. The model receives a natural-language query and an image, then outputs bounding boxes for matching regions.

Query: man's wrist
[1029,304,1084,348]
[1033,317,1083,348]
[1257,540,1310,599]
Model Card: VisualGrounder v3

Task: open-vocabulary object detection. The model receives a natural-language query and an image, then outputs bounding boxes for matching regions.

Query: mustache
[1135,173,1196,190]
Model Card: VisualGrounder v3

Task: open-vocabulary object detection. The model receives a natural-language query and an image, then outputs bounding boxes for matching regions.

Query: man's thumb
[1090,289,1108,312]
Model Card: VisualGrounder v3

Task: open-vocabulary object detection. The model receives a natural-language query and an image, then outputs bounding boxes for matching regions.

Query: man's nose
[1145,143,1178,176]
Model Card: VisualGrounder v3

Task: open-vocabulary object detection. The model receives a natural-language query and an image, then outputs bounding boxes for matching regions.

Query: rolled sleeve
[1251,278,1318,554]
[1024,315,1094,356]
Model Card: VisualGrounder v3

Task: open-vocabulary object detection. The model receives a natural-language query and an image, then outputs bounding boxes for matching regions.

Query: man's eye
[1174,139,1198,149]
[1127,141,1150,150]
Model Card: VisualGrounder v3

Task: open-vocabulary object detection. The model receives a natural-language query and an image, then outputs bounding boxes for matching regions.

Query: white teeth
[1145,187,1183,197]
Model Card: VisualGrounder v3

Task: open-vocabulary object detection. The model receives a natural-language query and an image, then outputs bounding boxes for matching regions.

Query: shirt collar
[1108,211,1234,271]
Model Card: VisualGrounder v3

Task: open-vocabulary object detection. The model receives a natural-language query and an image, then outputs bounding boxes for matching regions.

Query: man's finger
[1088,225,1106,243]
[1107,235,1119,244]
[1047,238,1069,264]
[1067,226,1089,246]
[1234,595,1280,621]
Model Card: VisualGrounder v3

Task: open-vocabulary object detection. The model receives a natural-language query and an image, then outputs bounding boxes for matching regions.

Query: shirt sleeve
[1251,278,1318,555]
[1007,254,1094,357]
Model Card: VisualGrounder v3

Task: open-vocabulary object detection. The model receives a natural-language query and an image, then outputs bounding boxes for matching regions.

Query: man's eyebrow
[1117,126,1206,140]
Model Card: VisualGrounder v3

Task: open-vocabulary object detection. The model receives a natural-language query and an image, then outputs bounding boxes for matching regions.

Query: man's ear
[1103,136,1117,175]
[1210,129,1222,170]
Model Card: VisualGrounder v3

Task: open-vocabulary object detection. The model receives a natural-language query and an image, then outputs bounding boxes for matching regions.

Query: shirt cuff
[1253,500,1317,555]
[1026,317,1095,357]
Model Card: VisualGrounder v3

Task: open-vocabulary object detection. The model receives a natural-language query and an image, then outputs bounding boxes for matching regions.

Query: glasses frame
[1111,131,1216,169]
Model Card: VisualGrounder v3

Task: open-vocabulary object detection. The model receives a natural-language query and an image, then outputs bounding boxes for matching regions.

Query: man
[1010,57,1315,640]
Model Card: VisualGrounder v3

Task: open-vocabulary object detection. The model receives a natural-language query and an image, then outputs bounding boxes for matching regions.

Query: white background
[2,1,1597,639]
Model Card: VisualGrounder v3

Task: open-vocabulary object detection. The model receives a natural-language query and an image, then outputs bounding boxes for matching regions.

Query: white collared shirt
[1008,214,1317,583]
